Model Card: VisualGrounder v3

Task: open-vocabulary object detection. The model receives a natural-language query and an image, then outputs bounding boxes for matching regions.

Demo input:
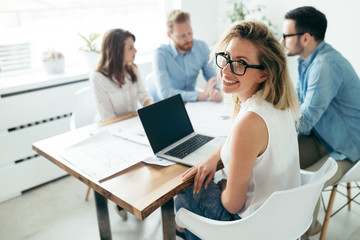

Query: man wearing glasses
[153,10,222,102]
[282,6,360,240]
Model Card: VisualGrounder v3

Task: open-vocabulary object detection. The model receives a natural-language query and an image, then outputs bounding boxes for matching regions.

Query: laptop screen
[137,94,194,153]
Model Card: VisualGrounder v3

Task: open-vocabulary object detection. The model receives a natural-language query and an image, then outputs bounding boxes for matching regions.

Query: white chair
[320,159,360,240]
[70,86,98,201]
[145,72,162,102]
[175,157,338,240]
[70,86,98,130]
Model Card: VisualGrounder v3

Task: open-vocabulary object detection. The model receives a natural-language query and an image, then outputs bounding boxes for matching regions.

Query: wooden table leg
[94,191,112,240]
[347,182,351,210]
[161,198,176,240]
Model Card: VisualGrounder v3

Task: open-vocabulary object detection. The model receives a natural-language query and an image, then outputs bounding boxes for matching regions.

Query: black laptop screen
[137,94,194,153]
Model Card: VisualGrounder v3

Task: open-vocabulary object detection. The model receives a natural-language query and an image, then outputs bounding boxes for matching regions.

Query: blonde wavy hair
[212,20,299,119]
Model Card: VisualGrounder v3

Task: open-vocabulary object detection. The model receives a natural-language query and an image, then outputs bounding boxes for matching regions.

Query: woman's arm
[182,143,224,194]
[143,98,154,107]
[90,73,117,121]
[136,70,154,106]
[221,111,268,214]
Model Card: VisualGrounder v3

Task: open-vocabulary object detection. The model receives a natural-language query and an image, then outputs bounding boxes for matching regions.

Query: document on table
[108,117,150,146]
[107,117,174,166]
[93,116,150,146]
[89,116,174,167]
[185,101,232,137]
[59,131,153,181]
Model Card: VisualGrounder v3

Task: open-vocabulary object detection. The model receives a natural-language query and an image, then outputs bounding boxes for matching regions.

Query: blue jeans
[175,180,241,240]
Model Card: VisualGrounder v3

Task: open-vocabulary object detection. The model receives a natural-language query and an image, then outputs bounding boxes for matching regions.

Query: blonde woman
[175,20,301,240]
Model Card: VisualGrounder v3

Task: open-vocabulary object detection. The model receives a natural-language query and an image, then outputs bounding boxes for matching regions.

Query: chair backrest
[70,86,98,130]
[300,156,338,185]
[340,159,360,183]
[145,73,162,102]
[175,157,338,240]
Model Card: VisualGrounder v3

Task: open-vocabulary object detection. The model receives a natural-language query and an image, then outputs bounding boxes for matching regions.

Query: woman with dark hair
[90,28,153,121]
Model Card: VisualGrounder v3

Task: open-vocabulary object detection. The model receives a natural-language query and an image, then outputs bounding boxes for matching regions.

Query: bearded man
[153,10,222,102]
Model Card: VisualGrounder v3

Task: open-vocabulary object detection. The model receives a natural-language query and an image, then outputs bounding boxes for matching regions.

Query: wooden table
[32,112,194,240]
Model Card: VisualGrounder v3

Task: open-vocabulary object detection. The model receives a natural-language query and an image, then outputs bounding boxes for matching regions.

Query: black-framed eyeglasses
[215,52,265,76]
[282,32,305,40]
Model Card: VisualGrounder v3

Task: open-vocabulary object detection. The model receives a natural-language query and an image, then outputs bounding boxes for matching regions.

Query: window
[0,0,166,73]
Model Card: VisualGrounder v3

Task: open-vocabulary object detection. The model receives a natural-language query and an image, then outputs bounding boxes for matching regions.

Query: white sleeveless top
[220,93,300,218]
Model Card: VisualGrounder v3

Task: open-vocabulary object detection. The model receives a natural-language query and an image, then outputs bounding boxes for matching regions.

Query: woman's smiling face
[220,37,266,102]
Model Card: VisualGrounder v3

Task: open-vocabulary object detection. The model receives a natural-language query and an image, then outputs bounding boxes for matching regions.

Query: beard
[285,41,304,57]
[174,40,194,52]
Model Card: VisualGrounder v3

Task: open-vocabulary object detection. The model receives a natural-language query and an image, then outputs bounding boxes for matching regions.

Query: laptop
[137,94,225,166]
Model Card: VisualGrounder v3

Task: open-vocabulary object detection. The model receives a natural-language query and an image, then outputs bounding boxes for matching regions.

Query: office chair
[70,86,98,130]
[145,73,162,102]
[175,157,338,240]
[320,159,360,240]
[70,86,98,201]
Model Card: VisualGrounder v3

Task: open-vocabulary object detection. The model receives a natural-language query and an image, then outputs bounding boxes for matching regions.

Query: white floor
[0,175,359,240]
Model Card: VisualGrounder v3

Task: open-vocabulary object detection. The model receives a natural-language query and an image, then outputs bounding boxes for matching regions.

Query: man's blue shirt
[153,39,217,102]
[297,41,360,162]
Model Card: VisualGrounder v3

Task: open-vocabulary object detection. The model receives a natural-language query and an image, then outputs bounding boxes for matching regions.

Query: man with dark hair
[282,6,360,239]
[153,10,222,102]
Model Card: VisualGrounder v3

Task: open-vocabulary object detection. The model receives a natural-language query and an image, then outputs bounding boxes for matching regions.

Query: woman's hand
[143,98,154,107]
[182,147,221,194]
[182,160,217,194]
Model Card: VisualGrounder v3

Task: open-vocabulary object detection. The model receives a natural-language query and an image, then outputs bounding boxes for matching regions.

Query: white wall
[180,0,360,83]
[181,0,220,47]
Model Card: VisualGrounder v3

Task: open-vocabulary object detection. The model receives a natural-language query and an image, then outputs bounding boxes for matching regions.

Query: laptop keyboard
[165,134,214,159]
